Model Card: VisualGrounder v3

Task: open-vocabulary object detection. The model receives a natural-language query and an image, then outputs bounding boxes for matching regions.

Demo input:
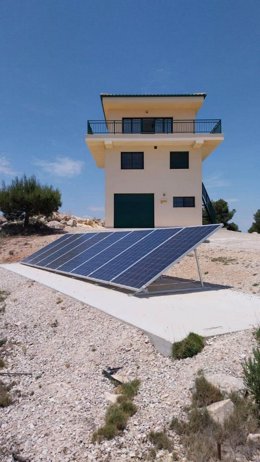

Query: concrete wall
[105,145,202,227]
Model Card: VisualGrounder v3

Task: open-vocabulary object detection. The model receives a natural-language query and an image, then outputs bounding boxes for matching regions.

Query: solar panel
[22,224,221,293]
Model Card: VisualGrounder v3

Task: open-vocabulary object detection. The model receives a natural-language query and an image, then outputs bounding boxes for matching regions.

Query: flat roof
[100,93,207,99]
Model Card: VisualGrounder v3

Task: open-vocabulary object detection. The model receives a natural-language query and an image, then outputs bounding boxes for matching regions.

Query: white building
[86,93,223,228]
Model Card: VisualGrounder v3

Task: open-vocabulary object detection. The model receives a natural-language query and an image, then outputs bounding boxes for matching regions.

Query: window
[173,197,195,207]
[170,151,189,169]
[121,152,144,169]
[122,118,172,134]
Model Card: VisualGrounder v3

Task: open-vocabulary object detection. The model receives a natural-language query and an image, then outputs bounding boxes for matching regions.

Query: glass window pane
[170,152,189,169]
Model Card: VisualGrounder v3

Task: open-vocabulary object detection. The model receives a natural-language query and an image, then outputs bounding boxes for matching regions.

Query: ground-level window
[173,196,195,207]
[121,152,144,169]
[170,151,189,169]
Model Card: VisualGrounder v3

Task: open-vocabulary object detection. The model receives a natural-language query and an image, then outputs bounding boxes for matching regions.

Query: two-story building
[86,93,223,228]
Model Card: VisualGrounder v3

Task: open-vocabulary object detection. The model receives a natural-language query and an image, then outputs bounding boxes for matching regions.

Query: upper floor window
[170,151,189,169]
[173,196,195,207]
[122,118,173,134]
[121,152,144,169]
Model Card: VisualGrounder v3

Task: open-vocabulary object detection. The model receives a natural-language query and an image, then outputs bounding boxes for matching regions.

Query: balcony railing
[87,119,222,135]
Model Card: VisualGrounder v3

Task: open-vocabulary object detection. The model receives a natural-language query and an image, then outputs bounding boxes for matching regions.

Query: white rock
[247,433,260,444]
[104,392,120,404]
[47,220,65,230]
[204,373,245,394]
[66,219,77,227]
[111,373,129,384]
[207,398,234,426]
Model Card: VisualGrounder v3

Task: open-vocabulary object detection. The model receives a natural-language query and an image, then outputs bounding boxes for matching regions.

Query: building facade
[86,94,223,228]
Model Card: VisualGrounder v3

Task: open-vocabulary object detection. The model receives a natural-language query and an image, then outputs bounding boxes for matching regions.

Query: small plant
[243,348,260,409]
[192,373,224,407]
[92,378,140,443]
[0,380,12,407]
[211,256,237,265]
[0,358,5,369]
[172,332,204,359]
[148,430,173,451]
[254,326,260,344]
[117,379,140,399]
[0,290,9,304]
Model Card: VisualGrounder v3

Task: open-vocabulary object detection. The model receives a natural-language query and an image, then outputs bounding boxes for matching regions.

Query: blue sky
[0,0,259,231]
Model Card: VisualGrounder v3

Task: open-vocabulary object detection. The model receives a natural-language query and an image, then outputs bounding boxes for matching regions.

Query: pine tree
[0,175,62,227]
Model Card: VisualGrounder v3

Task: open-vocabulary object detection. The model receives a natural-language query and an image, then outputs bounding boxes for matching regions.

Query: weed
[56,298,63,304]
[254,326,260,344]
[0,290,9,304]
[118,379,141,398]
[252,283,259,287]
[192,373,224,407]
[243,348,260,408]
[0,380,12,407]
[105,404,128,430]
[92,423,117,442]
[148,431,173,451]
[211,256,237,265]
[0,358,5,368]
[50,319,58,328]
[172,332,204,359]
[92,378,140,442]
[0,337,7,347]
[118,399,137,416]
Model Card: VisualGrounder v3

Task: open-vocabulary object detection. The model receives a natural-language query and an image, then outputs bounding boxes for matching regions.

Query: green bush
[118,379,140,398]
[105,404,128,431]
[0,175,61,227]
[243,348,260,408]
[192,373,224,407]
[172,332,204,359]
[148,431,173,451]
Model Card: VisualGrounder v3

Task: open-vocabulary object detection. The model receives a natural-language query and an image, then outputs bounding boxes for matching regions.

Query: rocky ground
[0,221,260,461]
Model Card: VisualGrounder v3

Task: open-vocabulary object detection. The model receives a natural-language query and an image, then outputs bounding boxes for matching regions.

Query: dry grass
[148,430,174,451]
[0,380,12,408]
[170,373,260,462]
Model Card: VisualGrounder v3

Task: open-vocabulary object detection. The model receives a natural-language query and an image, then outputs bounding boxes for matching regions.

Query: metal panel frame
[22,224,222,294]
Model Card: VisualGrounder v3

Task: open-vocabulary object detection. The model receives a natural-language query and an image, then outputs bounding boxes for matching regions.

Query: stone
[207,399,235,426]
[104,392,121,404]
[247,433,260,444]
[111,373,129,384]
[204,373,245,394]
[66,219,77,227]
[47,220,65,230]
[0,216,7,225]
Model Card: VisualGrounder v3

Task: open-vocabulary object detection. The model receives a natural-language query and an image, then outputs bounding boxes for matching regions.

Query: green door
[114,193,154,228]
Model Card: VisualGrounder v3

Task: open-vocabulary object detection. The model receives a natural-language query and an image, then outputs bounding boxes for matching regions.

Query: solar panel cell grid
[113,225,219,289]
[71,229,153,276]
[23,234,72,263]
[46,232,113,269]
[34,234,95,266]
[22,225,221,292]
[89,228,182,282]
[55,231,129,272]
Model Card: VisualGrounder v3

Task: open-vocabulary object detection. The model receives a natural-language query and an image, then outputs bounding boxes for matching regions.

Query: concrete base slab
[1,263,260,355]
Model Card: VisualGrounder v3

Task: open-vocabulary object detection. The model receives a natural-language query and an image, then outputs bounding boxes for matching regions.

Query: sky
[0,0,259,231]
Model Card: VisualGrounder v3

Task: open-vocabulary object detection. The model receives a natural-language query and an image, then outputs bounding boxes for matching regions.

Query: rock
[104,392,121,404]
[66,219,77,227]
[47,221,65,230]
[0,216,7,225]
[207,399,234,426]
[247,433,260,444]
[111,373,129,384]
[204,373,245,394]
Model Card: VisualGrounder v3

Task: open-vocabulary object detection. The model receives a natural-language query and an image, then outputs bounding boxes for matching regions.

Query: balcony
[87,119,222,135]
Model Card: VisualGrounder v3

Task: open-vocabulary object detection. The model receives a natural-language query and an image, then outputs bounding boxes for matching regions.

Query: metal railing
[87,119,222,135]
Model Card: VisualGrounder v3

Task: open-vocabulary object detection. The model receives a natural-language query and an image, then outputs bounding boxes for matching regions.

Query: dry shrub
[192,373,224,407]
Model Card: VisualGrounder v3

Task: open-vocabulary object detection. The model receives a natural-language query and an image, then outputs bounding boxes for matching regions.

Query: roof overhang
[100,94,207,119]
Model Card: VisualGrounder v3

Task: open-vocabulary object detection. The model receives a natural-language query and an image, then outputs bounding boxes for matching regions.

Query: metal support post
[194,248,204,288]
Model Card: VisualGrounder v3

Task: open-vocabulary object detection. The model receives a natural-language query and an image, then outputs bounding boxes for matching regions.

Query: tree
[248,209,260,233]
[203,198,239,230]
[0,175,62,227]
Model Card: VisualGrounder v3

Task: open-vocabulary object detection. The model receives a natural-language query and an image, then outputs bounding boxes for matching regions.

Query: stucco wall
[105,146,202,227]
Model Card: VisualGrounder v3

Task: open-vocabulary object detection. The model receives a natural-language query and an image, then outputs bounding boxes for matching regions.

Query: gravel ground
[0,267,259,462]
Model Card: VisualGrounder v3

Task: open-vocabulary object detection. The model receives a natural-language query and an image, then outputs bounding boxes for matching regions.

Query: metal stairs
[202,182,216,224]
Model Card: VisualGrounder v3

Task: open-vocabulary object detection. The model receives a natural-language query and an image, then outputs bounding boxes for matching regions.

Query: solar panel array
[22,225,221,292]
